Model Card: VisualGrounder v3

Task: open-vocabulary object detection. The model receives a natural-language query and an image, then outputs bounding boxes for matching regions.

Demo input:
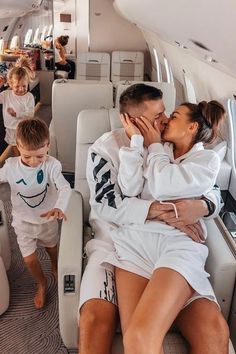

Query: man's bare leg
[24,252,47,309]
[79,299,118,354]
[176,298,229,354]
[45,245,58,281]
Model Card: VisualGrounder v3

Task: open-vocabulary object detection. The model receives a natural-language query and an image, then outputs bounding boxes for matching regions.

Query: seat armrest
[205,218,236,320]
[58,189,83,348]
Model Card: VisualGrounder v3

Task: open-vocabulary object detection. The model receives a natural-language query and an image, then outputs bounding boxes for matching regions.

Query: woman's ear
[189,121,198,133]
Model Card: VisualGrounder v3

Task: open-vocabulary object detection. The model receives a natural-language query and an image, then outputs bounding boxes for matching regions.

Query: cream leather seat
[50,79,113,172]
[111,51,144,84]
[77,52,110,81]
[58,108,236,353]
[0,200,11,315]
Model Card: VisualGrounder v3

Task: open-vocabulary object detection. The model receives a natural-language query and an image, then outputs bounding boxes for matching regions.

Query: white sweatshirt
[118,134,221,201]
[87,128,222,242]
[0,156,71,224]
[0,89,35,129]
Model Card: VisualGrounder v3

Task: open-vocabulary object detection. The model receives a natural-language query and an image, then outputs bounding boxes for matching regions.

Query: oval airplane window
[24,29,33,46]
[0,39,4,54]
[9,35,20,50]
[33,27,40,44]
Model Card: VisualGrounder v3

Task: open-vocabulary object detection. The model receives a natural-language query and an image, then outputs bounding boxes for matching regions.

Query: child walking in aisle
[0,57,35,158]
[0,118,71,309]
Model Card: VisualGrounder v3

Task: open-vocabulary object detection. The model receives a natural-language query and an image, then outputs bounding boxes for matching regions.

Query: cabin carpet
[0,183,76,354]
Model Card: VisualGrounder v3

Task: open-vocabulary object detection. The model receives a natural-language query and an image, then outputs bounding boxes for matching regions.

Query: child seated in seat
[0,56,35,158]
[0,118,71,309]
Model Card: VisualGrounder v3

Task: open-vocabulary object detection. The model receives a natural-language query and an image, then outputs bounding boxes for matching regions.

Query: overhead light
[175,41,188,49]
[190,39,212,52]
[204,55,218,63]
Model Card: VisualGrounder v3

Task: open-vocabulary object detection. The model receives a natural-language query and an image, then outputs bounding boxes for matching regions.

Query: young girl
[0,56,35,149]
[103,84,225,353]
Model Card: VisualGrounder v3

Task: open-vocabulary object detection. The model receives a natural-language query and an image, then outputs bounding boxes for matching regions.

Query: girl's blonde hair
[7,56,35,84]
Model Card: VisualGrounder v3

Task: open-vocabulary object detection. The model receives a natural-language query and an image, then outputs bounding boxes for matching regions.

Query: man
[78,84,229,354]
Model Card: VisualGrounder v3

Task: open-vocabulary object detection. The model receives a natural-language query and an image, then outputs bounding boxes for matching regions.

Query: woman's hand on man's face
[120,113,141,138]
[135,116,162,147]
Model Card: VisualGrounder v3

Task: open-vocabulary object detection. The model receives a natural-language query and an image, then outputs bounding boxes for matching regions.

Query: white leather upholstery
[115,81,176,117]
[58,108,236,352]
[0,200,11,315]
[51,79,113,172]
[226,99,236,199]
[111,51,144,84]
[77,52,110,81]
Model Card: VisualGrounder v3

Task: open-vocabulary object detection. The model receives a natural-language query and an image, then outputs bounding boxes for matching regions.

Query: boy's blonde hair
[7,56,35,84]
[16,118,50,150]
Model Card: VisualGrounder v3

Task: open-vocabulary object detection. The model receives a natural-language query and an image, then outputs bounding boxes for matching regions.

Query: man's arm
[87,146,152,226]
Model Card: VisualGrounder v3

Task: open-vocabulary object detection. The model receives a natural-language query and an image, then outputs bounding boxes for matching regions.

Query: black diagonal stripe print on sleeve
[93,154,117,209]
[95,184,115,203]
[106,191,116,208]
[95,170,111,193]
[93,156,107,181]
[91,152,97,162]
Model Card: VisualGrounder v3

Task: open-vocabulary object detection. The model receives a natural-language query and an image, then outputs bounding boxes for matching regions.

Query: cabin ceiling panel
[0,0,45,18]
[114,0,236,74]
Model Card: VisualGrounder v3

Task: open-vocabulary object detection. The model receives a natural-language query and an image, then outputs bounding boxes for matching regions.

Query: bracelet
[202,197,215,217]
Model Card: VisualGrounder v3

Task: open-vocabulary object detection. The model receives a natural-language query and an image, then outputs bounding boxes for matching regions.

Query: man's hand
[158,199,209,226]
[146,201,175,220]
[120,113,141,138]
[40,208,67,221]
[136,116,161,147]
[7,107,16,117]
[147,200,207,243]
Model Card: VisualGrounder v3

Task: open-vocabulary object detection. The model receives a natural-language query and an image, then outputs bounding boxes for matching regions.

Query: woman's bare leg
[123,268,194,354]
[115,267,148,334]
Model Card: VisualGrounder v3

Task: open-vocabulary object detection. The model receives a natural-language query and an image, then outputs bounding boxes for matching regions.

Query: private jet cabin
[0,0,236,353]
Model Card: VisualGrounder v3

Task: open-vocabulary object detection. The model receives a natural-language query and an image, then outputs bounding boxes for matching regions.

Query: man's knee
[205,312,229,344]
[79,299,117,334]
[78,299,118,353]
[177,300,230,353]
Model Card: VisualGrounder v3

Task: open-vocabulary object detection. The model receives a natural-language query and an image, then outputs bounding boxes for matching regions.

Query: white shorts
[12,218,59,257]
[78,239,117,321]
[103,227,218,308]
[5,128,16,145]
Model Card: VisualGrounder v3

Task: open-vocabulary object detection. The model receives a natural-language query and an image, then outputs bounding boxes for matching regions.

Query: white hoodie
[86,128,222,243]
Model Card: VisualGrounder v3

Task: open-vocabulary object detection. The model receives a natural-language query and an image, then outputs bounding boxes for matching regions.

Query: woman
[103,86,225,354]
[54,35,75,79]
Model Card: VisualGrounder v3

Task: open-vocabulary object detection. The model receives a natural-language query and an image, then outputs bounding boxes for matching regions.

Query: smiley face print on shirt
[16,169,50,208]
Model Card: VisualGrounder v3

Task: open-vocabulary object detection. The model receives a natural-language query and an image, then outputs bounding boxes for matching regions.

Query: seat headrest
[77,109,121,144]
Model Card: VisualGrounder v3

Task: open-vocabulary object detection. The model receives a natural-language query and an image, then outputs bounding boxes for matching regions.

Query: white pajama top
[0,155,71,224]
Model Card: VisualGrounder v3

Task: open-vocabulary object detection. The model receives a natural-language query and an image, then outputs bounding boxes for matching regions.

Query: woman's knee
[124,325,161,354]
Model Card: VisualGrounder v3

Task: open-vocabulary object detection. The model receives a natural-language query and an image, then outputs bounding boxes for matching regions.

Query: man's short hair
[16,118,50,150]
[119,83,163,113]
